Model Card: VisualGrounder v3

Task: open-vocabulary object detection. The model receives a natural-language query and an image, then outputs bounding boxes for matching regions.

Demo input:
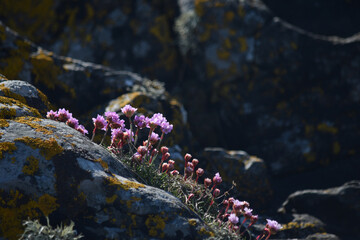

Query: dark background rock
[279,181,360,239]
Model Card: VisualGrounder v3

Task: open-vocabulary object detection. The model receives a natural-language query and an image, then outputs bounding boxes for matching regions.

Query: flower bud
[162,152,170,161]
[170,170,179,176]
[161,146,169,154]
[196,168,204,177]
[213,188,220,197]
[137,146,147,156]
[251,215,258,224]
[162,163,169,172]
[184,153,192,162]
[168,160,175,171]
[204,178,212,188]
[192,158,199,167]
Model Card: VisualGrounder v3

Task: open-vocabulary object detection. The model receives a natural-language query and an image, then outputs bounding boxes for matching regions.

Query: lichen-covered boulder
[0,0,180,82]
[0,95,41,119]
[0,80,51,116]
[176,0,360,176]
[0,21,167,121]
[279,181,360,239]
[201,148,272,209]
[0,82,213,240]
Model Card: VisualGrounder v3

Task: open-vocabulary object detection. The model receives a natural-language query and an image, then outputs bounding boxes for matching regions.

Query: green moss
[14,136,63,160]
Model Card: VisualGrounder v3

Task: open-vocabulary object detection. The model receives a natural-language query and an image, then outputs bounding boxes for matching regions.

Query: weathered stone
[0,80,51,116]
[279,181,360,238]
[0,96,41,119]
[306,233,340,240]
[0,21,167,121]
[0,83,212,240]
[176,0,360,176]
[0,0,180,83]
[201,148,272,209]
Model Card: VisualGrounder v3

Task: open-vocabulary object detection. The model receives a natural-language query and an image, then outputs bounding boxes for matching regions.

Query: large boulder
[0,81,213,240]
[176,0,360,176]
[279,181,360,238]
[0,0,180,83]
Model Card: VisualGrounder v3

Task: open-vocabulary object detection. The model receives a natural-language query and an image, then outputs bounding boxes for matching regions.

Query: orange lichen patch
[188,219,197,226]
[22,156,39,175]
[106,194,117,204]
[14,117,53,135]
[317,123,338,134]
[94,158,109,171]
[0,84,27,104]
[0,190,58,240]
[105,175,145,191]
[145,215,167,238]
[198,227,215,237]
[0,119,9,128]
[14,137,63,160]
[0,142,17,159]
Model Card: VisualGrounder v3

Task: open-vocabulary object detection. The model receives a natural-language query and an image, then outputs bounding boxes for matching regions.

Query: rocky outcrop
[279,181,360,238]
[0,80,213,240]
[176,0,360,176]
[201,148,272,209]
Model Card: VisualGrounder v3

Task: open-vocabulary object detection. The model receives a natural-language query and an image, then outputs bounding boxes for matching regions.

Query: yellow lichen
[0,84,27,104]
[22,156,39,175]
[281,221,316,230]
[0,142,17,159]
[126,196,141,209]
[14,117,53,135]
[94,158,109,171]
[0,96,41,118]
[198,227,215,237]
[333,141,341,155]
[14,137,63,160]
[0,190,58,240]
[317,123,338,134]
[224,11,235,22]
[238,37,248,52]
[188,219,197,226]
[105,194,117,204]
[145,215,167,238]
[0,119,9,128]
[105,175,145,191]
[0,107,16,119]
[304,152,316,163]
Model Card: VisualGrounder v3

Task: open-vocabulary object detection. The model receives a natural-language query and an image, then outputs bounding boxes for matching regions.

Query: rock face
[201,148,272,209]
[176,0,360,176]
[0,0,180,83]
[0,81,213,240]
[279,181,360,238]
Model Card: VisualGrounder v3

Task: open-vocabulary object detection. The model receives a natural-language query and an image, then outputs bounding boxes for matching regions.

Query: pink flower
[160,121,173,134]
[266,219,282,234]
[105,111,120,124]
[244,207,253,219]
[109,119,125,130]
[147,113,166,130]
[204,178,212,188]
[134,115,147,128]
[137,146,147,156]
[149,132,159,145]
[213,172,222,185]
[46,110,58,120]
[196,168,204,177]
[228,213,239,225]
[124,128,134,142]
[160,146,168,154]
[76,125,88,135]
[213,188,220,197]
[251,215,258,224]
[192,158,199,167]
[92,114,107,130]
[66,117,79,129]
[170,170,179,176]
[162,163,169,172]
[121,104,137,118]
[57,108,72,122]
[233,200,248,211]
[111,128,123,141]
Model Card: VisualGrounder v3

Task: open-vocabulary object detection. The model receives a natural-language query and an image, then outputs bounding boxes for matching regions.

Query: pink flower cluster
[46,109,88,135]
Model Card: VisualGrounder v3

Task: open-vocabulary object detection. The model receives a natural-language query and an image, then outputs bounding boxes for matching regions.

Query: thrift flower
[134,115,147,129]
[57,108,72,122]
[76,125,88,135]
[110,119,125,130]
[92,115,107,130]
[266,219,282,234]
[149,132,160,145]
[105,111,120,124]
[121,104,137,118]
[228,213,239,225]
[213,188,220,197]
[124,128,134,142]
[192,158,199,167]
[137,146,147,156]
[213,172,222,185]
[147,113,166,130]
[170,170,179,176]
[160,146,168,154]
[160,121,173,134]
[66,117,79,129]
[46,110,58,120]
[111,128,123,142]
[244,207,253,219]
[204,178,212,188]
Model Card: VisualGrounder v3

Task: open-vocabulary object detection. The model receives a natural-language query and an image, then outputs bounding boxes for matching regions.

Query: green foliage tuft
[20,217,83,240]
